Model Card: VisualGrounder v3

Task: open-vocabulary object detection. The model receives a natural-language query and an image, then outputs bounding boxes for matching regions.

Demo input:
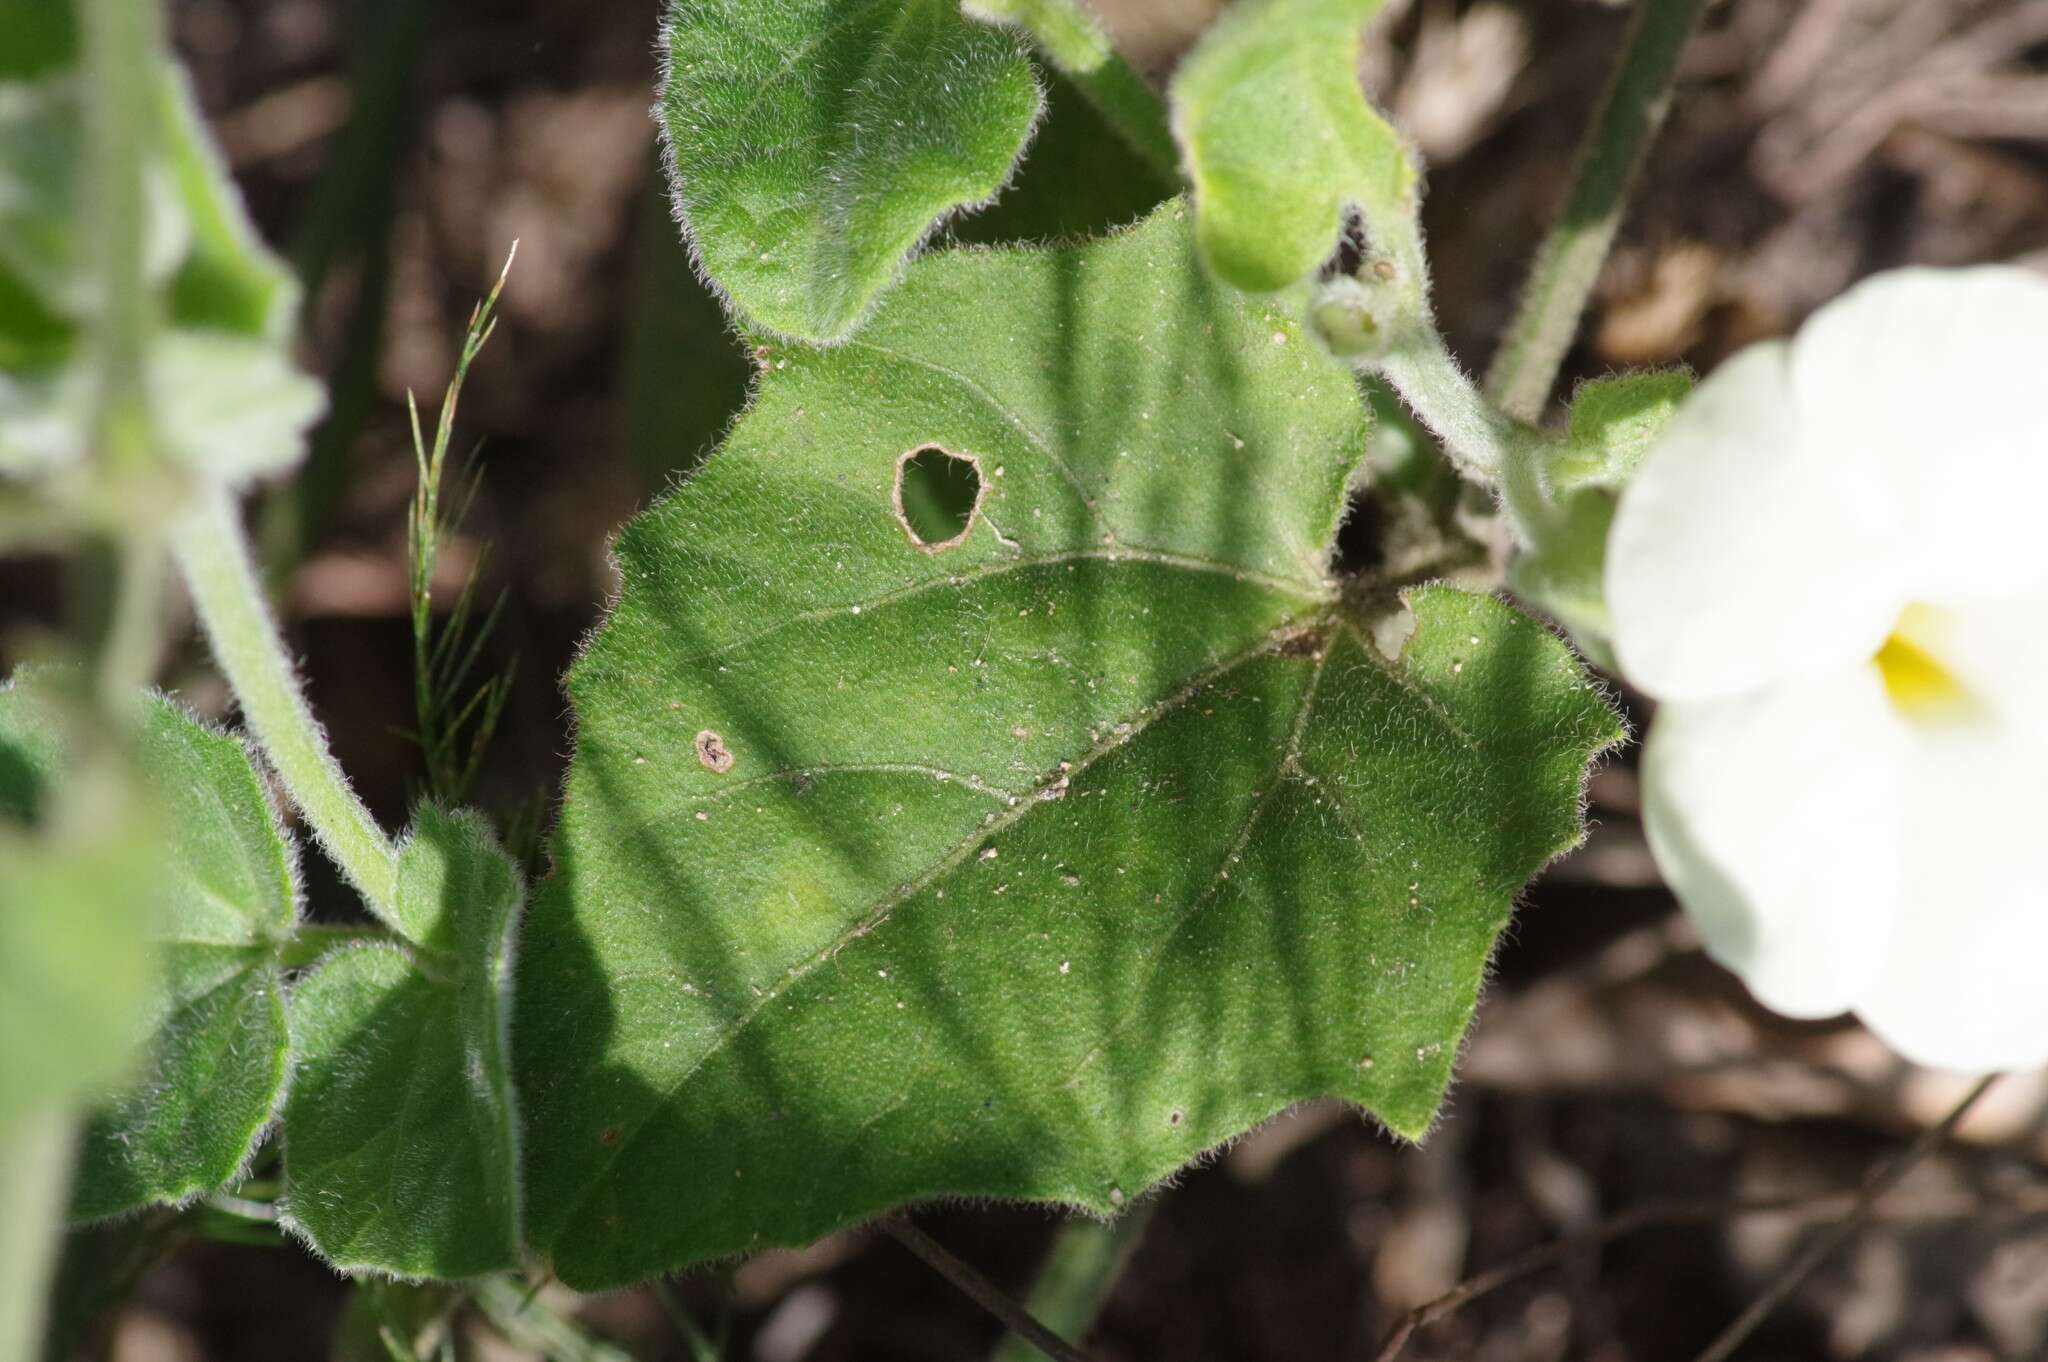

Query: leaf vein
[563,620,1323,1224]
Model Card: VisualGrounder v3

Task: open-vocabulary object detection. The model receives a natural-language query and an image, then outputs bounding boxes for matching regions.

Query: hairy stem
[968,0,1182,183]
[96,537,168,709]
[277,923,399,969]
[0,1108,79,1362]
[1375,336,1516,487]
[81,0,162,472]
[1483,0,1709,422]
[174,489,400,922]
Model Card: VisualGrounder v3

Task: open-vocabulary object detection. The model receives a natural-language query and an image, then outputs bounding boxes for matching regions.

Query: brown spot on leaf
[695,729,734,774]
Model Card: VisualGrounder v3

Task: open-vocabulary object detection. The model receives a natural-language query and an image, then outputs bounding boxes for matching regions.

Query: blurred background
[9,0,2048,1357]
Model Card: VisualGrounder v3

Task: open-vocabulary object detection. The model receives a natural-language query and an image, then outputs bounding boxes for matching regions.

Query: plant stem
[1314,213,1553,549]
[96,537,168,709]
[1375,335,1516,487]
[1483,0,1709,423]
[81,0,162,473]
[992,1207,1152,1362]
[173,489,400,922]
[0,1108,80,1362]
[968,0,1182,183]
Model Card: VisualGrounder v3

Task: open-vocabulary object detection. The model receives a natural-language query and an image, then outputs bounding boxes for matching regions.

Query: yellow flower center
[1875,605,1974,721]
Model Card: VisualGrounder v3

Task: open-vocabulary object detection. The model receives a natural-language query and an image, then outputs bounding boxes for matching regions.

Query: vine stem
[82,0,160,471]
[98,536,169,709]
[0,1108,80,1362]
[2,2,175,1354]
[1482,0,1710,422]
[884,1217,1097,1362]
[173,488,401,922]
[966,0,1182,184]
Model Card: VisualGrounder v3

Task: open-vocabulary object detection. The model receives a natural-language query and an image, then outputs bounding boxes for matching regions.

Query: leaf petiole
[173,489,401,924]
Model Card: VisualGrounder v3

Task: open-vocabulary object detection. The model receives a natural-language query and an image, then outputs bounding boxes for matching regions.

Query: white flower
[1605,267,2048,1072]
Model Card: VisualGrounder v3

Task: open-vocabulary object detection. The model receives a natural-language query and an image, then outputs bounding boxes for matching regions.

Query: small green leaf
[1170,0,1414,291]
[518,202,1619,1287]
[0,680,294,1211]
[657,0,1042,342]
[282,806,523,1278]
[1553,370,1693,491]
[1509,370,1694,665]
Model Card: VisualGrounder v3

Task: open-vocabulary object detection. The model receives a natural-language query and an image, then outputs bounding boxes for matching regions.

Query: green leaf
[1508,488,1621,671]
[0,0,76,81]
[71,699,297,1219]
[282,806,523,1278]
[0,679,293,1212]
[1553,370,1693,492]
[0,39,319,486]
[0,687,290,1211]
[1509,370,1695,666]
[657,0,1043,342]
[1169,0,1415,292]
[518,202,1620,1287]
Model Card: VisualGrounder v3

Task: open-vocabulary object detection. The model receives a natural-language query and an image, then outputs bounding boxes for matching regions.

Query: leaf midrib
[605,544,1333,676]
[556,609,1328,1237]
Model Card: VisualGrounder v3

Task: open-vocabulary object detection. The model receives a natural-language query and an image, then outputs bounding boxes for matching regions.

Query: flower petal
[1790,266,2048,601]
[1855,723,2048,1072]
[1890,600,2048,746]
[1607,343,1906,704]
[1641,663,1904,1019]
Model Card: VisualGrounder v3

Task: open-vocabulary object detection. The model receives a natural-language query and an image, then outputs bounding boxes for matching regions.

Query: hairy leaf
[0,682,293,1208]
[519,203,1620,1287]
[0,37,319,485]
[72,700,298,1218]
[1510,371,1697,667]
[656,0,1042,342]
[282,806,523,1278]
[1170,0,1415,291]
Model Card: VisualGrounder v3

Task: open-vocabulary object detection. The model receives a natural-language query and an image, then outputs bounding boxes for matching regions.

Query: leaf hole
[894,445,984,552]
